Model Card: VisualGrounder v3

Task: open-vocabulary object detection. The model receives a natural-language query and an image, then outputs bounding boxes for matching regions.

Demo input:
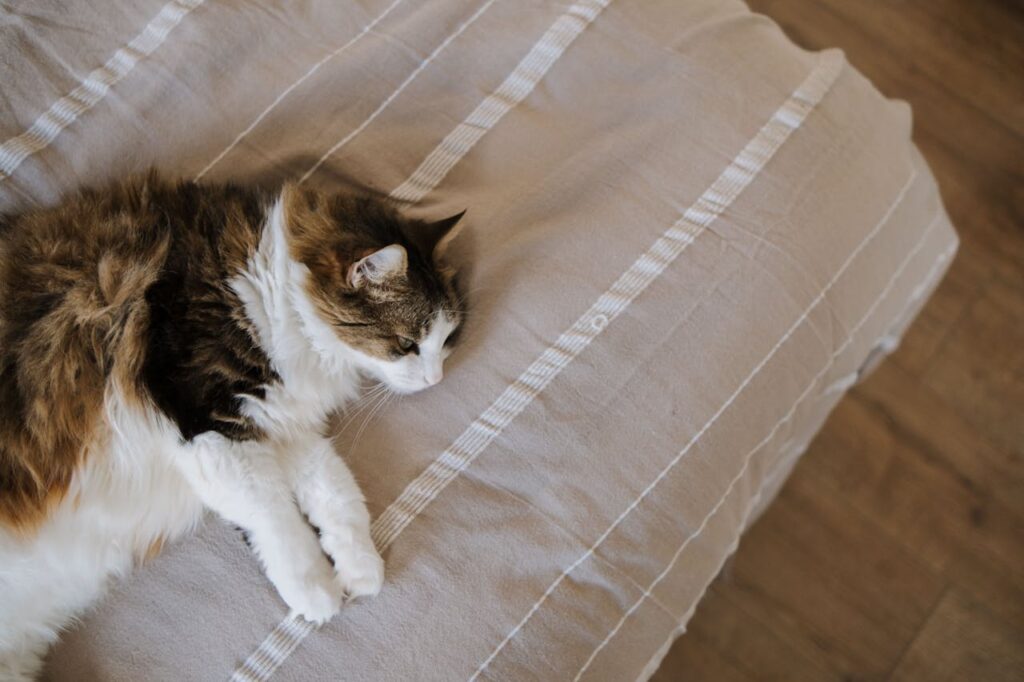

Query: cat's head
[282,186,465,394]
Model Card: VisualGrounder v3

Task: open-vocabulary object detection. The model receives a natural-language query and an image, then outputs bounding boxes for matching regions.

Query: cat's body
[0,174,464,680]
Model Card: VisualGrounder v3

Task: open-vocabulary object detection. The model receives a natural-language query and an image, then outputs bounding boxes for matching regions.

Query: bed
[0,0,958,679]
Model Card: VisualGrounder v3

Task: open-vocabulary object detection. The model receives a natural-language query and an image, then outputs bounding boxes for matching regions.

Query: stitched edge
[574,212,952,679]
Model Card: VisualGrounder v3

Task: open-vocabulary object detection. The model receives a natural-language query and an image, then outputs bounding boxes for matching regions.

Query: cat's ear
[420,210,466,260]
[347,244,408,288]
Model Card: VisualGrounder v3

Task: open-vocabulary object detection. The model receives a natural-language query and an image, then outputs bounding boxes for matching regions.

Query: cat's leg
[283,434,384,600]
[174,433,343,623]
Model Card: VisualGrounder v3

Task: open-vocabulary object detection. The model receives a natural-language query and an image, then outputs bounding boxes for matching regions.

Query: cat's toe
[279,567,344,624]
[335,544,385,600]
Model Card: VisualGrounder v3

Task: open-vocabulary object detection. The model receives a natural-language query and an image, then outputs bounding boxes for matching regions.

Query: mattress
[0,0,958,679]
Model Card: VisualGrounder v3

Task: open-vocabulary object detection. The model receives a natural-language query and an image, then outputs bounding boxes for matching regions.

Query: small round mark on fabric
[591,314,609,332]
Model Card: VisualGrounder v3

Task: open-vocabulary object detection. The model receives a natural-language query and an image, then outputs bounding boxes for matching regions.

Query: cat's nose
[425,366,443,386]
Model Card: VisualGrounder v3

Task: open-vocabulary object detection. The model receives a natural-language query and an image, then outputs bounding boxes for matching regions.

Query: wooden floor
[655,1,1024,680]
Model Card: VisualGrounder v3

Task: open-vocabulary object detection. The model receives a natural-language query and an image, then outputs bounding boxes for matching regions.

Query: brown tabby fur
[0,172,463,532]
[282,185,462,360]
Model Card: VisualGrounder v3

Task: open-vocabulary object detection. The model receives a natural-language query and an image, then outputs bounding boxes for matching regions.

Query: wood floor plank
[819,0,1024,139]
[854,361,1024,517]
[650,622,753,682]
[801,377,1024,622]
[920,273,1024,461]
[678,586,839,682]
[889,588,1024,682]
[944,543,1024,635]
[722,471,946,679]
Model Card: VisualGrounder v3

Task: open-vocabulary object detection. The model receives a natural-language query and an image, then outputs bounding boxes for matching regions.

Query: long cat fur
[0,173,465,680]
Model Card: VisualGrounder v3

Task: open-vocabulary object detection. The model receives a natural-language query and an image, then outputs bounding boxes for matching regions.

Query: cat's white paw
[274,561,344,624]
[335,542,385,600]
[322,528,385,600]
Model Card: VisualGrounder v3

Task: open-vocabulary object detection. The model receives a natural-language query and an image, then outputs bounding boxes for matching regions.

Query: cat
[0,172,465,680]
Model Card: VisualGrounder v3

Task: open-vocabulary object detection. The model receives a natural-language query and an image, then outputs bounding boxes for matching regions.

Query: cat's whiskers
[453,281,492,302]
[336,384,389,435]
[348,389,394,456]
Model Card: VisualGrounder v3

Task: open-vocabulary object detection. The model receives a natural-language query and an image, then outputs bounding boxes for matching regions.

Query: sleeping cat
[0,173,465,680]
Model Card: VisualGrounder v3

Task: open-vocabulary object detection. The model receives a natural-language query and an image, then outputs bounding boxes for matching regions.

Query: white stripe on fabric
[573,212,948,681]
[297,0,502,185]
[229,616,315,682]
[0,0,206,183]
[631,237,956,682]
[674,236,957,620]
[230,1,612,679]
[467,50,845,681]
[193,0,407,182]
[389,0,609,203]
[379,50,846,559]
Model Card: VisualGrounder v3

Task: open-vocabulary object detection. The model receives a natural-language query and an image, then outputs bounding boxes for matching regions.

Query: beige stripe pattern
[0,1,959,677]
[389,0,609,204]
[297,0,503,185]
[230,1,614,678]
[377,49,846,558]
[468,49,846,680]
[228,618,315,682]
[193,0,407,182]
[0,0,206,183]
[236,42,845,682]
[634,230,956,682]
[571,196,935,680]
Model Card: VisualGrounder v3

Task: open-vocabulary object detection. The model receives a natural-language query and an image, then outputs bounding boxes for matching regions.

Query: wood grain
[657,1,1024,679]
[890,589,1024,682]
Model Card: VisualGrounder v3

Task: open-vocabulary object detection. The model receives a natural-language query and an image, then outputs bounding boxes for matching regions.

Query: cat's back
[0,175,199,529]
[0,174,265,353]
[0,177,178,404]
[0,175,177,335]
[0,174,274,529]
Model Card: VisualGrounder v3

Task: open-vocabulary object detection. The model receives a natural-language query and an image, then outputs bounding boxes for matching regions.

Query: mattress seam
[574,212,952,680]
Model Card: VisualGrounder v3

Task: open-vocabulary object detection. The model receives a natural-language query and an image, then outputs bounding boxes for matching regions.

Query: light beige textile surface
[0,0,957,680]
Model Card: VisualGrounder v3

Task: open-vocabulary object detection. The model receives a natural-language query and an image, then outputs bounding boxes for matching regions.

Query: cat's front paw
[275,560,345,624]
[335,541,385,600]
[322,528,385,600]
